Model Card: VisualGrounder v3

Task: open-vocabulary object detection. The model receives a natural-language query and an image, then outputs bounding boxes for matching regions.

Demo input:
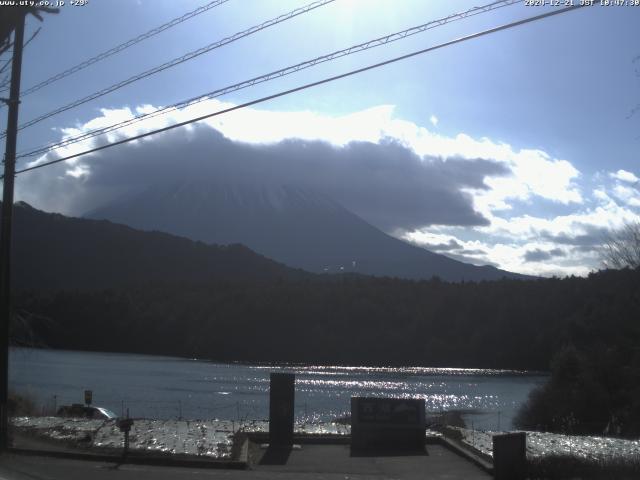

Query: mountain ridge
[6,201,306,291]
[86,181,529,282]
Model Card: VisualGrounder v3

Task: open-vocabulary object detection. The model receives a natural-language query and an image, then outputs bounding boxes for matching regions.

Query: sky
[1,0,639,277]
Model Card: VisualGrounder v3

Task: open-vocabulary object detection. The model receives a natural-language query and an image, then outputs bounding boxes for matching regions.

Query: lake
[10,347,547,430]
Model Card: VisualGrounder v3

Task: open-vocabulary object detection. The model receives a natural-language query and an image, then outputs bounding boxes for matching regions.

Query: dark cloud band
[18,123,509,232]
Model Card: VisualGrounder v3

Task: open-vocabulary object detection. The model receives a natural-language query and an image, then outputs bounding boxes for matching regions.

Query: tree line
[13,268,639,372]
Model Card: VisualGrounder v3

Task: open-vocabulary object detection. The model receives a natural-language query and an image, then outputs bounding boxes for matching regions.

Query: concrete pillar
[269,372,295,446]
[493,432,526,480]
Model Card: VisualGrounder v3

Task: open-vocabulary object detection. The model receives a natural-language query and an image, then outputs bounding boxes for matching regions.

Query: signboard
[84,390,92,406]
[351,397,426,451]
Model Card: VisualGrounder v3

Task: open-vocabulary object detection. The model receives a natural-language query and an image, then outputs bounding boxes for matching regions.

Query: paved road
[0,444,491,480]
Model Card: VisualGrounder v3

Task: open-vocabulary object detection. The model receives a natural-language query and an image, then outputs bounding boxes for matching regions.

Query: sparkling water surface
[10,347,546,430]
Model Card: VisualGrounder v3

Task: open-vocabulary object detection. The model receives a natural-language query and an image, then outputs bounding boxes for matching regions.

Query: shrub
[7,391,37,417]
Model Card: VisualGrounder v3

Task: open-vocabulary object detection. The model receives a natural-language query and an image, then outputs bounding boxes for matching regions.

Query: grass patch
[527,454,640,479]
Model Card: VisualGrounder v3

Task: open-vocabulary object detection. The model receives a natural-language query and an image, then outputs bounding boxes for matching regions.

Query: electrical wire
[15,0,521,160]
[3,0,336,137]
[0,0,231,97]
[12,4,587,177]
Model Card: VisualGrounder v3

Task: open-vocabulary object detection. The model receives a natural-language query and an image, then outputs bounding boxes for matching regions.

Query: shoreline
[10,346,550,375]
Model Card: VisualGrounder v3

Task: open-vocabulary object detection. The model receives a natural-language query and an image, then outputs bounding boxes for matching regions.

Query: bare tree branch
[0,6,58,55]
[602,221,640,270]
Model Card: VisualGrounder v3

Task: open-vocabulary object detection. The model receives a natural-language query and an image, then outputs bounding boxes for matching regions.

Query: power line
[16,0,521,160]
[2,0,335,137]
[13,4,587,177]
[0,0,231,98]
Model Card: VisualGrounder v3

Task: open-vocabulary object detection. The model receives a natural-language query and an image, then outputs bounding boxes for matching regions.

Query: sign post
[118,409,134,462]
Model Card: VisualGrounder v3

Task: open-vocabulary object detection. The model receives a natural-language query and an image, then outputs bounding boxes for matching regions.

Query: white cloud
[592,188,612,203]
[429,115,438,126]
[403,228,595,277]
[613,184,640,207]
[590,170,640,210]
[211,102,583,211]
[610,169,639,184]
[203,101,394,146]
[404,197,640,277]
[483,204,637,239]
[65,165,90,179]
[348,115,583,211]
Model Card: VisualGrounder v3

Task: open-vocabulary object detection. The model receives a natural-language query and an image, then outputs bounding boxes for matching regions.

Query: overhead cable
[0,0,231,98]
[12,4,587,177]
[16,0,520,160]
[4,0,336,136]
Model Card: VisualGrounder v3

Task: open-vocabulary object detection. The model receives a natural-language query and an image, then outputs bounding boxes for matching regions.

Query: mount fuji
[86,181,526,282]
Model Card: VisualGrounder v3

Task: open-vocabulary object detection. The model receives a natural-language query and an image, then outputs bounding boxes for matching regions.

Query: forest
[13,267,639,371]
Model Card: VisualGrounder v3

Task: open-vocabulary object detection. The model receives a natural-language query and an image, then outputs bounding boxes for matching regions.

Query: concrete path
[0,444,490,480]
[253,444,491,479]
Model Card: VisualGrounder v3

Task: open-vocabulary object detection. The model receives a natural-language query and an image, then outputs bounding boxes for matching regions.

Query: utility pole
[0,11,26,450]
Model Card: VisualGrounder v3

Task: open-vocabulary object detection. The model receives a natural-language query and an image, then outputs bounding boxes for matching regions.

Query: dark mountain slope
[86,181,528,282]
[6,202,304,290]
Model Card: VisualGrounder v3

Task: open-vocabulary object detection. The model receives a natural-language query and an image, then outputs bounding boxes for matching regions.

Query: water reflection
[10,347,546,429]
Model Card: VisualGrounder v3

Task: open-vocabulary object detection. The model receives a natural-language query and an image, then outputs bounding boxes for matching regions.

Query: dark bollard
[269,372,295,447]
[493,432,526,480]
